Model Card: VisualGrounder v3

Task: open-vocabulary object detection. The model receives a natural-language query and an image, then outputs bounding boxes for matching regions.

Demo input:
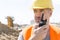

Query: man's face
[33,9,52,23]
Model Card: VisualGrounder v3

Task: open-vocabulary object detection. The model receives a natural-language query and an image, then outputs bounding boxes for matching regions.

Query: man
[18,0,60,40]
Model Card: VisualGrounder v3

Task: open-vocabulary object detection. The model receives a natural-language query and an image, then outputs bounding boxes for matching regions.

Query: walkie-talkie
[39,14,47,27]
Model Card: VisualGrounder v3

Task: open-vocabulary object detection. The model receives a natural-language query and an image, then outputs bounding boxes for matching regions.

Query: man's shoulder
[50,24,60,33]
[23,25,33,32]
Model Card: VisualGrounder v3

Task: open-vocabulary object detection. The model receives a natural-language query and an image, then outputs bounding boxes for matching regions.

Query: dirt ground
[0,23,20,40]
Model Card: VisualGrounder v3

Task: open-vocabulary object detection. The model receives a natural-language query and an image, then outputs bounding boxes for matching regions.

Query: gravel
[0,23,20,40]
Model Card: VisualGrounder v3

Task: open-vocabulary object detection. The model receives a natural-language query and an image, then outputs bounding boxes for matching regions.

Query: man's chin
[36,21,40,23]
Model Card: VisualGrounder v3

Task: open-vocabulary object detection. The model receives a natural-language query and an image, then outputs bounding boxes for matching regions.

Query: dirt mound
[0,23,19,40]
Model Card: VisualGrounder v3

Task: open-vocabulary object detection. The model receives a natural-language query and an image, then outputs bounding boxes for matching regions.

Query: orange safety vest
[23,25,60,40]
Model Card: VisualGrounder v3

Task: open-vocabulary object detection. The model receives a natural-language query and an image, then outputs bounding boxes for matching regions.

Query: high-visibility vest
[23,25,60,40]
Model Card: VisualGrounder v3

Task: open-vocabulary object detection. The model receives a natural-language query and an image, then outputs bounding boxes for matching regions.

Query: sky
[0,0,60,25]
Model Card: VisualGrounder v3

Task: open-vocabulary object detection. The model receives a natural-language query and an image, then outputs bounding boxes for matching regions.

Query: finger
[38,25,47,30]
[33,24,49,34]
[36,25,49,32]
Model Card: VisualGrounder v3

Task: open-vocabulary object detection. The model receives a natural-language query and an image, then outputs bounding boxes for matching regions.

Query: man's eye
[34,10,37,13]
[40,9,44,12]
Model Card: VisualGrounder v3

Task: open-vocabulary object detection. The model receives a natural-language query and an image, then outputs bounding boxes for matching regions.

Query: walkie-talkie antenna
[41,14,44,21]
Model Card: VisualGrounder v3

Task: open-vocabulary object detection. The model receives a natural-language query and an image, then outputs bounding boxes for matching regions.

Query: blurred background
[0,0,60,40]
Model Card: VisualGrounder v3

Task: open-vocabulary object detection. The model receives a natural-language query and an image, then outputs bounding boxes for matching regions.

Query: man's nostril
[37,17,40,19]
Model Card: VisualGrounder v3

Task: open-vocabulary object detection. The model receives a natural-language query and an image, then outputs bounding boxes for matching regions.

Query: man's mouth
[35,17,41,23]
[36,17,41,20]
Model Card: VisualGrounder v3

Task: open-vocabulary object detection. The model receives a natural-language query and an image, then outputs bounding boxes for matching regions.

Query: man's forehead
[33,8,51,10]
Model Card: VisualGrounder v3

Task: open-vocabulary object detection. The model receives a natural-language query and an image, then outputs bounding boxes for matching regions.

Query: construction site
[0,0,60,40]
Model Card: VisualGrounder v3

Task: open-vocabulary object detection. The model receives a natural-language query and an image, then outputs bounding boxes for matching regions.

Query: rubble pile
[0,23,20,40]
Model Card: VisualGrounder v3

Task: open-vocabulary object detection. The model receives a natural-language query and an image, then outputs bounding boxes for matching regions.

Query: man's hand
[29,25,49,40]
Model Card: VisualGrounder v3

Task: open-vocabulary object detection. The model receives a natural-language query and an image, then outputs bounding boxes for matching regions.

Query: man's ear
[49,10,52,17]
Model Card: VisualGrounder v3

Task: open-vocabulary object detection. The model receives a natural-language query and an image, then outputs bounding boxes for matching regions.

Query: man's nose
[36,13,42,17]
